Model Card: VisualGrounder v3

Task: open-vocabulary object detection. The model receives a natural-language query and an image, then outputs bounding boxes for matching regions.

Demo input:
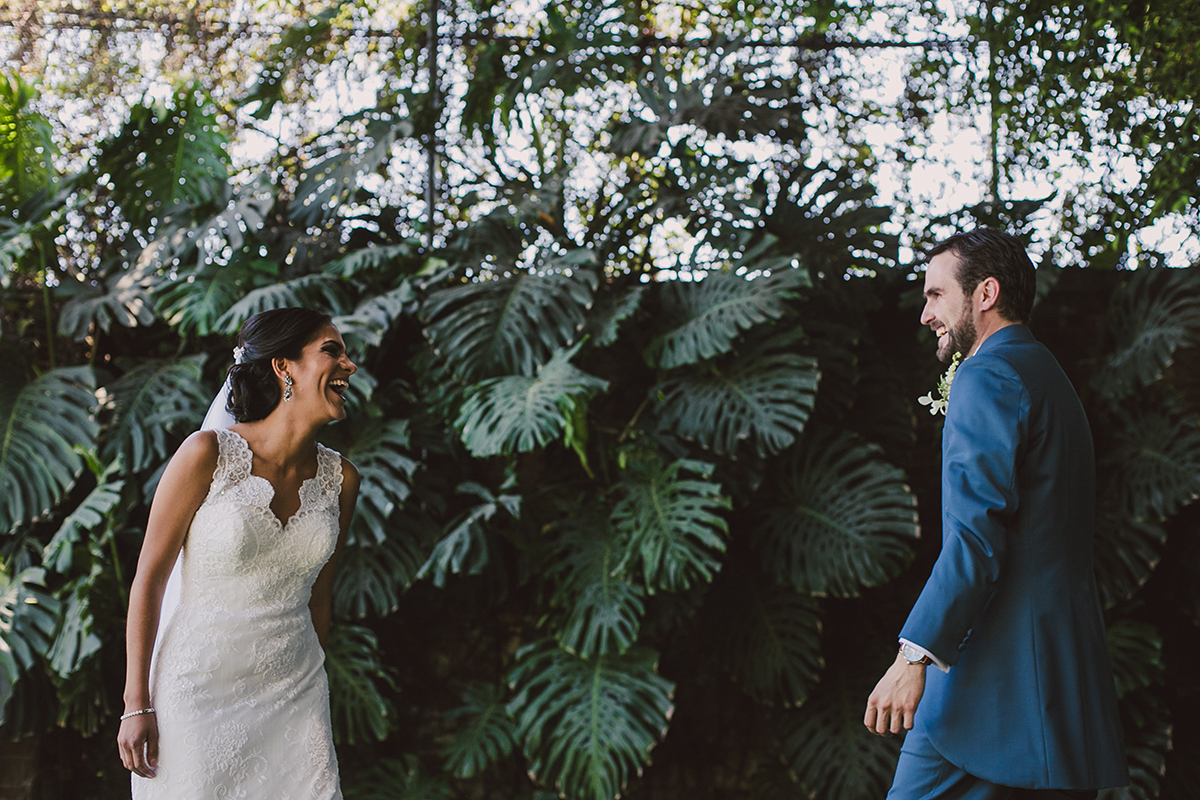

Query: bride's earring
[283,374,294,402]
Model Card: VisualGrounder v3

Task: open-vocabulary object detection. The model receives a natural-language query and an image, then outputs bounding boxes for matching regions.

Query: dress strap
[315,443,344,502]
[211,429,253,490]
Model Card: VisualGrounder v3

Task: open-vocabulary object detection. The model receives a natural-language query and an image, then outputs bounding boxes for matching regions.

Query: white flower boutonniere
[918,352,964,416]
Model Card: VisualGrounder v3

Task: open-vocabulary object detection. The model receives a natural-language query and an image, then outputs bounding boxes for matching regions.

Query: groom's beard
[937,304,977,363]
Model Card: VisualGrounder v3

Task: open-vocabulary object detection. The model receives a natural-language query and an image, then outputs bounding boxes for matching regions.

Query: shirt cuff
[899,638,950,673]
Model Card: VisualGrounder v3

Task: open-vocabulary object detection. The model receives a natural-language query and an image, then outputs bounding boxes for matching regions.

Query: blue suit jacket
[899,324,1127,789]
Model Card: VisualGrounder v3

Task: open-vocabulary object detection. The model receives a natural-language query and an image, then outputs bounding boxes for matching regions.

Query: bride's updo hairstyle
[226,308,332,423]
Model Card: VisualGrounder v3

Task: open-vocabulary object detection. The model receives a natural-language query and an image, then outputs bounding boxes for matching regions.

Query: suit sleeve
[899,355,1027,667]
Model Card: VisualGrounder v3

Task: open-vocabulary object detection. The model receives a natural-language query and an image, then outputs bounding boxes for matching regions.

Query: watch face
[901,643,925,663]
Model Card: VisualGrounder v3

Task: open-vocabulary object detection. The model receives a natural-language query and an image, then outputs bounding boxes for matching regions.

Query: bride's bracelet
[120,708,156,721]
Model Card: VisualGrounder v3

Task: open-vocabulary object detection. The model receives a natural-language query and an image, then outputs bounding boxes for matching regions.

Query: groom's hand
[864,652,926,736]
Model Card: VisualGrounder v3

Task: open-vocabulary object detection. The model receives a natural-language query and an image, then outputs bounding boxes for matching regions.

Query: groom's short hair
[927,228,1036,323]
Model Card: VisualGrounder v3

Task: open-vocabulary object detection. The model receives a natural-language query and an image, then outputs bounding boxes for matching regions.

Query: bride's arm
[117,431,218,779]
[310,458,360,650]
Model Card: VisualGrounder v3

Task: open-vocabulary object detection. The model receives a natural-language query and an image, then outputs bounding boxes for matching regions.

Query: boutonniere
[918,352,964,416]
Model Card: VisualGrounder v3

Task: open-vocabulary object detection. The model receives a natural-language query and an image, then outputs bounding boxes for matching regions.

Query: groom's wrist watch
[900,642,931,666]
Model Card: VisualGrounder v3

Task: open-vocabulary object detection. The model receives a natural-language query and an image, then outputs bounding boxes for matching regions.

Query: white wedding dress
[133,428,344,799]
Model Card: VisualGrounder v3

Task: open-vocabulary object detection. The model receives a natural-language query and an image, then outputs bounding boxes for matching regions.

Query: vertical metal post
[426,0,439,249]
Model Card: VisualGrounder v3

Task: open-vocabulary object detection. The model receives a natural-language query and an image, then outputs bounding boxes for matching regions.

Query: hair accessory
[120,708,156,721]
[283,374,294,402]
[233,345,246,364]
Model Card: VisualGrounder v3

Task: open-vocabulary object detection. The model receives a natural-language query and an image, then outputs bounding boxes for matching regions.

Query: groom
[864,229,1128,798]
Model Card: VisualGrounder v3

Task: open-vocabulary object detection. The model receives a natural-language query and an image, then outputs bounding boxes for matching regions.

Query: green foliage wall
[2,1,1200,797]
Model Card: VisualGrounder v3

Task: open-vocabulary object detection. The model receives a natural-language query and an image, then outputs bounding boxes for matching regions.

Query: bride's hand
[117,713,159,779]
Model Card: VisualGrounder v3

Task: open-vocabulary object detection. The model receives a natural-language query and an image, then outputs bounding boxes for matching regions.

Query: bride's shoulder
[173,430,221,469]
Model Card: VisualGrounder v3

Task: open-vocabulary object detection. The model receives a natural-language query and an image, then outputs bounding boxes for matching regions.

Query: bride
[117,308,360,799]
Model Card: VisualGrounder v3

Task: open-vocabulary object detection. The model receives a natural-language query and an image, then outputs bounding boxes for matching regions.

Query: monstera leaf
[646,268,808,369]
[57,258,159,340]
[780,668,902,800]
[1092,499,1167,609]
[155,257,276,337]
[753,431,919,597]
[0,366,97,534]
[609,457,730,594]
[332,281,417,354]
[655,331,820,457]
[457,344,609,457]
[326,624,396,746]
[343,754,451,800]
[443,681,519,779]
[333,524,437,619]
[338,418,420,545]
[418,483,521,588]
[95,87,229,227]
[0,568,60,716]
[710,566,823,707]
[1103,408,1200,520]
[0,74,59,209]
[100,355,210,474]
[288,109,413,227]
[214,273,351,334]
[547,511,645,658]
[1106,618,1164,700]
[583,284,645,348]
[1092,267,1200,401]
[423,266,595,381]
[43,455,125,573]
[506,641,674,800]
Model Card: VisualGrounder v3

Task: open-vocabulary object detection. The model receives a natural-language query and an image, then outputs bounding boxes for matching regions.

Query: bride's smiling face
[281,324,356,422]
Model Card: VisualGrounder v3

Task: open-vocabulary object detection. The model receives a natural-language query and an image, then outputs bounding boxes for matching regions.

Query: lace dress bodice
[133,428,344,800]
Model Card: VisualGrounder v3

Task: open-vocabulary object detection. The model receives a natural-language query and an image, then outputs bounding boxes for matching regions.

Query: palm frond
[547,511,645,658]
[418,483,521,588]
[423,267,595,381]
[343,754,451,800]
[780,669,902,800]
[655,332,819,457]
[99,356,210,474]
[457,344,609,457]
[752,431,919,597]
[0,366,97,534]
[1092,267,1200,401]
[443,681,518,779]
[609,457,730,594]
[0,568,60,716]
[506,641,674,800]
[215,273,352,334]
[711,571,822,707]
[326,624,397,746]
[1103,408,1200,520]
[646,268,807,369]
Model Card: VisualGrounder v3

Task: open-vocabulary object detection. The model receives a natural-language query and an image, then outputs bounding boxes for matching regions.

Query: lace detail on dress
[135,429,344,800]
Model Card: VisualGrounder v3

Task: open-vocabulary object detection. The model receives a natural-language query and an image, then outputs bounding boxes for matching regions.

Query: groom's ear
[976,276,1001,313]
